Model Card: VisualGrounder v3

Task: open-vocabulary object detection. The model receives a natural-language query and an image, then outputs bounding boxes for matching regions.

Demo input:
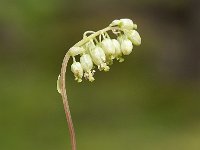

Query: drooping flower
[64,18,141,83]
[101,38,115,59]
[112,39,124,62]
[121,39,133,55]
[119,19,137,30]
[110,18,137,30]
[80,54,95,82]
[71,62,83,82]
[90,46,110,71]
[125,30,141,46]
[118,35,133,55]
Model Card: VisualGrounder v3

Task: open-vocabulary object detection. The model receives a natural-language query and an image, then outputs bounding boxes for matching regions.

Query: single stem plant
[57,18,141,150]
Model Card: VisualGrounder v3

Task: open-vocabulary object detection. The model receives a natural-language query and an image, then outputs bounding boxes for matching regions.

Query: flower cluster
[69,18,141,82]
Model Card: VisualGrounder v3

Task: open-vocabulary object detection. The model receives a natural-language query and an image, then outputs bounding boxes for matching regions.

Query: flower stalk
[57,18,141,150]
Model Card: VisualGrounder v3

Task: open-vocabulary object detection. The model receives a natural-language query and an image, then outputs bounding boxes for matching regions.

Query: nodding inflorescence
[57,18,142,150]
[67,18,141,83]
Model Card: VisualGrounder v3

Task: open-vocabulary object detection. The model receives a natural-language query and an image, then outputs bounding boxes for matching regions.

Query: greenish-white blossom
[63,18,141,82]
[71,62,83,82]
[125,30,141,46]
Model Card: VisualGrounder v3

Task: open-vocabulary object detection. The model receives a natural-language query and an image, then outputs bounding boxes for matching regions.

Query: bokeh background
[1,0,200,150]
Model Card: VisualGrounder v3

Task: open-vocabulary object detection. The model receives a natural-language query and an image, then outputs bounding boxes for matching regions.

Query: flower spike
[57,18,142,150]
[60,18,142,82]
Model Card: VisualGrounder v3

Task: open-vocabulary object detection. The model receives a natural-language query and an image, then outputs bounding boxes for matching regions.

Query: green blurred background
[1,0,200,150]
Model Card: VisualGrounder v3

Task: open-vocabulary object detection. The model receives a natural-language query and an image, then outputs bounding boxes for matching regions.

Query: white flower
[112,39,124,62]
[110,18,137,30]
[71,62,83,82]
[64,19,142,83]
[101,38,115,59]
[90,46,110,71]
[112,39,121,56]
[119,37,133,55]
[80,54,93,71]
[125,30,141,46]
[119,19,136,30]
[69,47,85,56]
[80,54,95,82]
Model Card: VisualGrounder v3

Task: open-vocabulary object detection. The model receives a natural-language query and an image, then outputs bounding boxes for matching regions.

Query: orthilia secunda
[58,18,141,84]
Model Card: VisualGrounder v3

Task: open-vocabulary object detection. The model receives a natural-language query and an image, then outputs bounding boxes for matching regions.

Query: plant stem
[59,26,123,150]
[60,52,77,150]
[74,26,122,47]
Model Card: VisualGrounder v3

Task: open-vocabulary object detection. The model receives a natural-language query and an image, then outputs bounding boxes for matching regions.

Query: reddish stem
[60,53,76,150]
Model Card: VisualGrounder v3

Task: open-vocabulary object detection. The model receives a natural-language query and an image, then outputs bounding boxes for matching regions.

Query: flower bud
[121,39,133,55]
[119,19,135,30]
[69,47,85,56]
[90,46,110,71]
[90,46,106,64]
[80,54,93,71]
[80,54,95,82]
[101,38,115,59]
[112,39,124,62]
[125,30,141,46]
[112,39,121,56]
[71,62,83,82]
[110,19,137,30]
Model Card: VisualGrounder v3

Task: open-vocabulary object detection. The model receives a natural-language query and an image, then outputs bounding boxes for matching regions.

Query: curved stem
[60,52,77,150]
[74,26,124,47]
[59,26,124,150]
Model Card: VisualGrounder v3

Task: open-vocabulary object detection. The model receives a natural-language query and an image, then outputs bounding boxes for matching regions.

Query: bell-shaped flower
[125,30,141,46]
[101,38,115,60]
[112,39,124,62]
[121,39,133,55]
[118,35,133,55]
[69,47,85,56]
[80,54,95,82]
[90,46,110,71]
[119,19,137,30]
[71,62,83,82]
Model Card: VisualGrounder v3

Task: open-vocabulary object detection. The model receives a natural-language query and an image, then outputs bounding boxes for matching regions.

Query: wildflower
[63,18,141,83]
[119,19,137,30]
[71,62,83,82]
[80,54,95,82]
[101,38,116,63]
[110,19,137,30]
[57,18,142,150]
[90,46,110,71]
[112,39,124,62]
[101,39,115,57]
[118,35,133,55]
[121,39,133,55]
[125,30,141,46]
